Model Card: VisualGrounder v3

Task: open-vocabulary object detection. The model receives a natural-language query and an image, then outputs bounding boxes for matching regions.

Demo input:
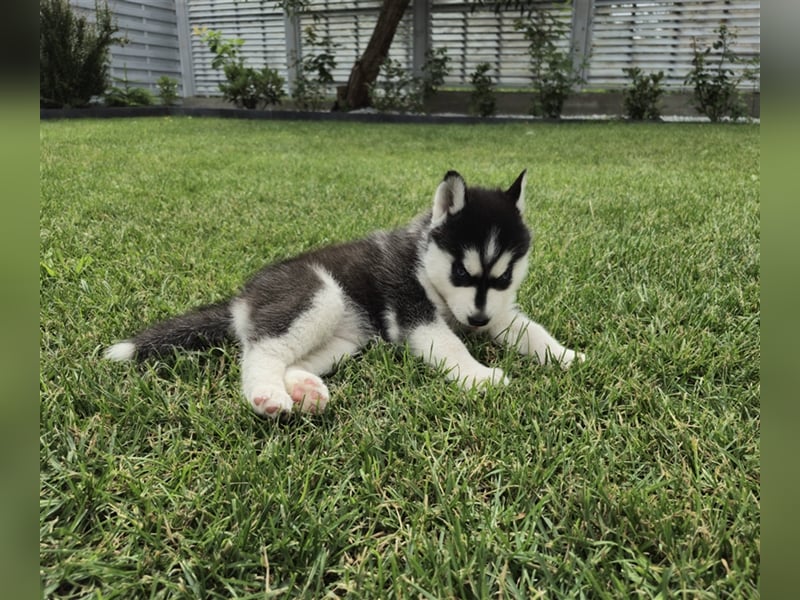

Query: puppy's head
[422,170,532,329]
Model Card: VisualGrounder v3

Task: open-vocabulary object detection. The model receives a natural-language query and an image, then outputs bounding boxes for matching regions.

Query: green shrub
[39,0,125,108]
[157,75,180,106]
[684,24,759,122]
[419,47,450,105]
[369,49,449,114]
[104,86,154,107]
[516,10,584,118]
[369,58,422,113]
[220,63,286,109]
[197,28,285,109]
[623,67,665,120]
[103,70,154,107]
[469,63,496,117]
[292,26,338,111]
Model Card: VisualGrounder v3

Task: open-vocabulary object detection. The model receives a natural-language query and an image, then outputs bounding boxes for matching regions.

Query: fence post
[412,0,431,77]
[571,0,595,87]
[175,0,196,98]
[284,9,301,96]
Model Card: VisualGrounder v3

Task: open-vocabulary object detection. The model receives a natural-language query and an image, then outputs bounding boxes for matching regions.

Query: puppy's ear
[431,171,466,226]
[505,169,527,213]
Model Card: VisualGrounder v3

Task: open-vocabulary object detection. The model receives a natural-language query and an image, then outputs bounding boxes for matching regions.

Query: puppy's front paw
[247,385,293,418]
[558,348,586,370]
[284,368,330,414]
[459,366,510,389]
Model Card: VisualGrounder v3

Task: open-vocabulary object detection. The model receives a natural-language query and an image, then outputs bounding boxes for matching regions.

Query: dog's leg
[240,340,296,417]
[284,335,363,414]
[408,318,509,387]
[235,270,346,417]
[490,309,585,369]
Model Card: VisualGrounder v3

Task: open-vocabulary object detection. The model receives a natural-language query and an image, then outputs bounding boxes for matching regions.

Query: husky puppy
[106,170,584,417]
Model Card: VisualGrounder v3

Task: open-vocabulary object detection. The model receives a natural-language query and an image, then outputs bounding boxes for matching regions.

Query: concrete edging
[40,90,760,123]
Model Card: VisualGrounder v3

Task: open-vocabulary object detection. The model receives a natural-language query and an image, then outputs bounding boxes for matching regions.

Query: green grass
[40,117,759,598]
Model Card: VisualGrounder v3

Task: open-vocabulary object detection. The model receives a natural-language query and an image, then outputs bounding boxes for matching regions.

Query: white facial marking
[421,244,475,325]
[484,229,499,263]
[422,240,530,329]
[462,248,481,277]
[489,252,513,279]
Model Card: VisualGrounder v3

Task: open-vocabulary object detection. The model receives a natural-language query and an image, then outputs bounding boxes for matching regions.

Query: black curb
[39,106,615,125]
[39,105,759,125]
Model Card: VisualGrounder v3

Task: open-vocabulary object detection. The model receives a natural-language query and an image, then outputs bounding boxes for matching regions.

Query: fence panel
[186,0,287,97]
[70,0,759,98]
[72,0,183,93]
[298,0,414,86]
[430,1,572,88]
[590,0,761,88]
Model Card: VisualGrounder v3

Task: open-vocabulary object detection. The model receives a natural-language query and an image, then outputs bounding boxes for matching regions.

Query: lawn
[40,117,759,598]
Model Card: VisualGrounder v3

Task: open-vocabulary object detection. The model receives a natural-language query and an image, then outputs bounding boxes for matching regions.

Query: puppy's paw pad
[248,387,293,418]
[285,370,330,414]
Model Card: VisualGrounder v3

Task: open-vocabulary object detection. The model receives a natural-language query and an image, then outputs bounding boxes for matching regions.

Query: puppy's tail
[104,299,234,361]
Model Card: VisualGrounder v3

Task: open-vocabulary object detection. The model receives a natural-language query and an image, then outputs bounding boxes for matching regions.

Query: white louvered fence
[72,0,185,92]
[84,0,759,98]
[589,0,760,88]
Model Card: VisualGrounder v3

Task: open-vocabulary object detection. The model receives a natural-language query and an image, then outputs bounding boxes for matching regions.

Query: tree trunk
[335,0,411,111]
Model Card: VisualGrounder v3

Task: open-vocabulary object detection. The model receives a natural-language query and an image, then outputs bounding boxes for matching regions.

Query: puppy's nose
[467,314,490,328]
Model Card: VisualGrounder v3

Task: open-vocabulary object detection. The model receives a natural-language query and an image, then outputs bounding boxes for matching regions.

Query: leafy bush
[623,67,665,120]
[292,26,338,111]
[103,70,154,107]
[419,47,450,105]
[516,10,584,118]
[469,63,496,117]
[220,63,286,109]
[369,58,422,113]
[197,28,285,109]
[40,0,125,108]
[369,49,449,114]
[104,85,154,107]
[157,76,180,106]
[684,24,759,122]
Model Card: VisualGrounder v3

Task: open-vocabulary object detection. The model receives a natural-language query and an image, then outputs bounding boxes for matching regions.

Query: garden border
[39,88,760,124]
[38,104,759,125]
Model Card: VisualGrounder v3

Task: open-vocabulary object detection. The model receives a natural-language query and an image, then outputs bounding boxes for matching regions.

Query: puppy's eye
[452,261,470,283]
[494,267,513,287]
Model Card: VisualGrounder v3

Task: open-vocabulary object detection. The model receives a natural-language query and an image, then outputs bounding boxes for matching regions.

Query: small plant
[419,47,450,105]
[103,70,154,107]
[104,85,154,107]
[196,27,285,109]
[39,0,126,108]
[369,58,422,113]
[368,49,449,114]
[516,10,584,118]
[156,75,180,106]
[292,25,338,111]
[220,63,285,109]
[623,67,665,120]
[469,63,496,117]
[684,24,759,122]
